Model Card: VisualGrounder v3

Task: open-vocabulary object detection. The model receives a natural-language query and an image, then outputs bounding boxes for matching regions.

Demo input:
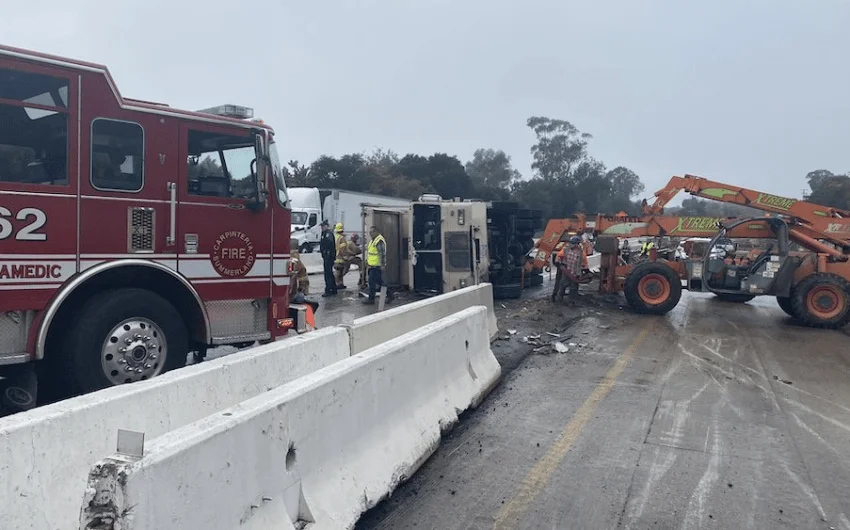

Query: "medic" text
[0,264,63,280]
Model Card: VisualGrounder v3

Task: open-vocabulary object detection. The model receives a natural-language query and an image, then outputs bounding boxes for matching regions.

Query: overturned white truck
[363,195,543,299]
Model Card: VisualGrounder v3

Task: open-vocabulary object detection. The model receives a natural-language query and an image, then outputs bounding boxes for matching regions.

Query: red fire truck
[0,44,309,413]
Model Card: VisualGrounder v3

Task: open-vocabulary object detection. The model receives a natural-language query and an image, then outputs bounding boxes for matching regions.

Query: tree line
[282,116,645,221]
[281,115,847,222]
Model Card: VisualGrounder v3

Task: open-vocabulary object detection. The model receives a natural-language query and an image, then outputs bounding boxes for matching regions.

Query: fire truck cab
[0,45,303,412]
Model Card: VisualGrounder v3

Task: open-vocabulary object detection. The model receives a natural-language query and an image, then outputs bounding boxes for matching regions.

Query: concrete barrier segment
[0,327,350,530]
[79,306,501,530]
[346,282,498,354]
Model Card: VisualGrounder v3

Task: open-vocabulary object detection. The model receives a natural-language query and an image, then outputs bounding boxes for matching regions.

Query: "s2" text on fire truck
[0,207,48,241]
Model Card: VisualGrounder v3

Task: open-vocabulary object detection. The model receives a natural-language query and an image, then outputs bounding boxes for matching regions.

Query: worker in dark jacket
[319,220,337,297]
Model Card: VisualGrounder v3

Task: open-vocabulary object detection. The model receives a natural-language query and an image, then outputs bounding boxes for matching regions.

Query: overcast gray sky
[6,0,849,202]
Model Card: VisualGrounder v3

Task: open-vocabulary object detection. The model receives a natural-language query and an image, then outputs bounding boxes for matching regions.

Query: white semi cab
[289,187,411,252]
[289,187,323,253]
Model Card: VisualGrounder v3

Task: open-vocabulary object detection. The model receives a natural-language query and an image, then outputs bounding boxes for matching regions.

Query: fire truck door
[0,65,78,312]
[177,123,273,342]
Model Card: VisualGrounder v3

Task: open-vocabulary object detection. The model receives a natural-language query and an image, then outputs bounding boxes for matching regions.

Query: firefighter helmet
[334,222,344,233]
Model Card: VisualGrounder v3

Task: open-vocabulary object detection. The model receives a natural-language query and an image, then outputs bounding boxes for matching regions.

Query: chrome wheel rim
[100,318,167,385]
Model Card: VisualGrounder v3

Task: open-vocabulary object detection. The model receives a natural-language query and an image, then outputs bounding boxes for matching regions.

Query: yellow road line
[492,322,656,530]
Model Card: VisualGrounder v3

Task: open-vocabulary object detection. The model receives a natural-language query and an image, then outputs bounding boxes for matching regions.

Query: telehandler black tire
[624,262,682,315]
[776,296,796,318]
[791,274,850,329]
[714,293,756,303]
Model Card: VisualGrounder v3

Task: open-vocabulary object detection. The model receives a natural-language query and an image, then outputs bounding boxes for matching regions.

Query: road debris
[546,332,561,338]
[507,329,518,335]
[553,342,569,353]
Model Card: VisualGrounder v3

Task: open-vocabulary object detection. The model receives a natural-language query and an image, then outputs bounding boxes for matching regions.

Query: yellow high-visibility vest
[367,234,386,267]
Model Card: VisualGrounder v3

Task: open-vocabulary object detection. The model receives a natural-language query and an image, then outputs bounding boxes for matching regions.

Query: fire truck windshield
[269,140,289,207]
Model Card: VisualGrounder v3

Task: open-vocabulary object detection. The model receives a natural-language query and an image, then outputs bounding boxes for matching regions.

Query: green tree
[365,148,400,173]
[515,116,645,220]
[465,148,521,198]
[282,160,310,187]
[804,169,850,210]
[362,148,428,199]
[395,153,471,199]
[806,169,836,192]
[669,197,760,217]
[527,116,592,182]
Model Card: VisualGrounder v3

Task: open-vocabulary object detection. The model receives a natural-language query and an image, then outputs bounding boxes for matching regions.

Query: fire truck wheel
[776,296,796,318]
[624,262,682,315]
[791,274,850,329]
[714,293,756,303]
[57,288,188,394]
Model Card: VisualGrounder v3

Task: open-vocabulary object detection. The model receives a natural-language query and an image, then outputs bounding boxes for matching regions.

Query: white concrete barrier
[0,327,350,530]
[80,306,500,530]
[347,282,498,353]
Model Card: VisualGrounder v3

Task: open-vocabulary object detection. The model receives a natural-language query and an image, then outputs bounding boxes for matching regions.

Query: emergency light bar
[196,104,254,119]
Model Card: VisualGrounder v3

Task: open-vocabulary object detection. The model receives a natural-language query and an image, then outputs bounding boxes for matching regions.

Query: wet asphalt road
[357,284,850,530]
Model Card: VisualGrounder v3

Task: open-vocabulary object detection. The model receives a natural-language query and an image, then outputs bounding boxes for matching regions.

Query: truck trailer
[289,187,411,252]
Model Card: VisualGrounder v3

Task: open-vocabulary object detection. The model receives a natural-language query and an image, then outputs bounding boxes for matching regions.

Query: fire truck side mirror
[247,133,269,212]
[246,158,267,213]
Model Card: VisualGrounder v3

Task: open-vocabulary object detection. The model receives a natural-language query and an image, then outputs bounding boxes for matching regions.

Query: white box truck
[289,187,411,252]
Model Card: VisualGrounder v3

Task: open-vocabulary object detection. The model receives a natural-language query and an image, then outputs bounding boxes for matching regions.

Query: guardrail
[0,328,350,530]
[345,283,498,353]
[80,306,500,529]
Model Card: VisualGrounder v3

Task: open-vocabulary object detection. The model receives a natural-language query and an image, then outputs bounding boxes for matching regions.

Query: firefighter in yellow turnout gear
[288,238,316,331]
[332,222,349,289]
[288,238,309,303]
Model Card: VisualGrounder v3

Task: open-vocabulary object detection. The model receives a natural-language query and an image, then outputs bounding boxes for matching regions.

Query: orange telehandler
[530,174,850,328]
